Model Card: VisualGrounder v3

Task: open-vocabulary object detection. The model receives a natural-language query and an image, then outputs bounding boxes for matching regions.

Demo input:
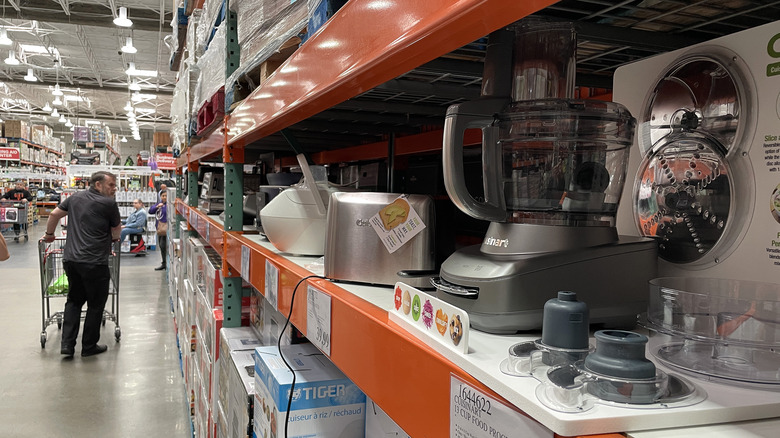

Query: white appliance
[615,20,780,284]
[260,154,339,256]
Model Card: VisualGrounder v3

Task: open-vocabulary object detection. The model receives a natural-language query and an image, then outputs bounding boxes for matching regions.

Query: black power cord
[278,274,327,438]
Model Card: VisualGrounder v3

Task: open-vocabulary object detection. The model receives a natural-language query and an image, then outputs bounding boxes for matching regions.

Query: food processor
[432,20,657,334]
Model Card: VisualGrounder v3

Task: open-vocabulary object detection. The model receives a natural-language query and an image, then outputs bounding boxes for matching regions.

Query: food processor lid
[642,55,747,154]
[633,131,732,264]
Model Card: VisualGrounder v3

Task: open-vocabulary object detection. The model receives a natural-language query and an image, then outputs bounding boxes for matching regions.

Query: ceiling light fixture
[69,125,74,132]
[51,83,63,96]
[114,7,133,27]
[42,102,52,112]
[121,136,128,143]
[52,96,62,106]
[129,79,141,91]
[4,50,19,65]
[65,119,73,127]
[121,37,137,54]
[123,101,133,111]
[125,62,157,77]
[0,29,12,46]
[51,108,59,117]
[58,114,66,123]
[24,68,37,82]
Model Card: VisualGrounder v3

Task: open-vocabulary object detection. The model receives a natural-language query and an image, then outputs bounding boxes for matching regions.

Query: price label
[264,260,279,310]
[241,245,250,284]
[450,376,552,438]
[0,138,7,144]
[307,285,332,356]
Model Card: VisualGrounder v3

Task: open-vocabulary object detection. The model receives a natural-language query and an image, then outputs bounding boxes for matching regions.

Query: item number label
[307,285,332,356]
[265,260,279,310]
[240,245,250,283]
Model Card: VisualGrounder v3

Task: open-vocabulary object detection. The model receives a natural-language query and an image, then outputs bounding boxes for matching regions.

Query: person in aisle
[0,233,8,261]
[157,183,168,203]
[119,198,148,243]
[1,180,33,240]
[149,190,168,271]
[43,171,121,359]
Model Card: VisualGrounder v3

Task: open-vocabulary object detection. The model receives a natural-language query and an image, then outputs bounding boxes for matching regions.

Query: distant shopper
[0,233,8,261]
[120,198,148,242]
[157,183,168,203]
[43,171,121,359]
[149,191,168,271]
[2,180,33,241]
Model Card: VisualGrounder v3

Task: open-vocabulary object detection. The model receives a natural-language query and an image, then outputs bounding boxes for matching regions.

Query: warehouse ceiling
[0,0,175,137]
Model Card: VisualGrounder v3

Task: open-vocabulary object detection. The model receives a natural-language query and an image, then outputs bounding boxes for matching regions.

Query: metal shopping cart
[38,237,121,348]
[0,199,30,242]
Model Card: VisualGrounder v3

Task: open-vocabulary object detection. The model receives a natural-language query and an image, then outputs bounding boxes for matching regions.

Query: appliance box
[325,193,436,288]
[253,344,366,438]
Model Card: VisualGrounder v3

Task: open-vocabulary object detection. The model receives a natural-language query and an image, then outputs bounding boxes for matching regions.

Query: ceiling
[0,0,175,137]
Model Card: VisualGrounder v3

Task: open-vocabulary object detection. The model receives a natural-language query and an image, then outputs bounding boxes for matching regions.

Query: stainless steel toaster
[325,192,435,288]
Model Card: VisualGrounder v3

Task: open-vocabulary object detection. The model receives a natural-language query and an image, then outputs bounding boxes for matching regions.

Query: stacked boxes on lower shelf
[253,344,367,438]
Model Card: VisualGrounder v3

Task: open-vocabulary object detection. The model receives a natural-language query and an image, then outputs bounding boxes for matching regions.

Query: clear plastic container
[644,277,780,387]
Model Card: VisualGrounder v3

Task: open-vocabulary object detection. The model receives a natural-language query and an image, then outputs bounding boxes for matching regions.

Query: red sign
[156,153,177,170]
[0,147,20,161]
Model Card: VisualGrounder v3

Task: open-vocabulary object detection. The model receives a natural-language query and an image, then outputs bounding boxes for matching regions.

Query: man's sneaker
[81,344,108,357]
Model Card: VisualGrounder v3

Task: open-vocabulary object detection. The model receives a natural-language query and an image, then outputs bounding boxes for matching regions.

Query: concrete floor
[0,223,191,437]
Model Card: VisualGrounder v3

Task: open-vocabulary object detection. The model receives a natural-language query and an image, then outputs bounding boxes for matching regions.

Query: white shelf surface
[241,235,780,436]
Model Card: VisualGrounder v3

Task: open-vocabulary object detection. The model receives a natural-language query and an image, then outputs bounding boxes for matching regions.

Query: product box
[253,344,366,438]
[365,397,411,437]
[4,120,29,139]
[227,350,256,438]
[203,247,252,309]
[73,126,89,142]
[216,399,229,438]
[214,328,261,437]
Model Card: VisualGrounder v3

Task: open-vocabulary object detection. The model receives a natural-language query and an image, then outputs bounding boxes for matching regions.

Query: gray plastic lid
[541,291,590,350]
[584,330,656,379]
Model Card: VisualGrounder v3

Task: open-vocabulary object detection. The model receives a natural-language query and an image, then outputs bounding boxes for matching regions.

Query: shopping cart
[0,199,30,242]
[38,237,121,348]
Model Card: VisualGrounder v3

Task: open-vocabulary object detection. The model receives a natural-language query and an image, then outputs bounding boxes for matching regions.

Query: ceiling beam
[1,2,172,32]
[0,78,174,95]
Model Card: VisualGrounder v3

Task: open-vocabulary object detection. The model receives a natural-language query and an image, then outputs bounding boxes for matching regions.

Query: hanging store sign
[0,147,20,161]
[156,153,177,170]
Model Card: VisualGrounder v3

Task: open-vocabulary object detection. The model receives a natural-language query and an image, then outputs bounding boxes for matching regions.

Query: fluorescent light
[135,107,155,114]
[51,108,59,117]
[42,102,51,112]
[114,7,133,27]
[64,95,84,102]
[85,120,101,125]
[121,37,137,54]
[121,136,128,143]
[126,62,157,77]
[4,50,19,65]
[58,114,66,123]
[19,44,50,54]
[51,84,63,96]
[131,92,156,102]
[52,96,63,106]
[0,29,11,46]
[128,79,141,91]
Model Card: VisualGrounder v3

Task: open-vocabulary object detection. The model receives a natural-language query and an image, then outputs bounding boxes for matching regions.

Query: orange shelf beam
[227,0,560,147]
[176,121,227,168]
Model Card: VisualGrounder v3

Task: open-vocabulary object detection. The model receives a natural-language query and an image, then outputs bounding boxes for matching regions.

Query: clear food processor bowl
[644,277,780,387]
[498,99,636,226]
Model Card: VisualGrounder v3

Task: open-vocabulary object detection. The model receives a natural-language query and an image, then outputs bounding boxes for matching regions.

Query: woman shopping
[149,191,168,271]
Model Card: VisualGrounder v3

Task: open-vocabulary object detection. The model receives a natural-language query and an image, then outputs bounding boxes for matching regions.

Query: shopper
[43,171,121,358]
[149,190,168,271]
[157,183,168,203]
[120,198,148,242]
[2,180,33,240]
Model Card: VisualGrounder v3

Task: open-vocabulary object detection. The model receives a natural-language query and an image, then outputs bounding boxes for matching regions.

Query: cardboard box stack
[4,120,29,139]
[254,344,366,438]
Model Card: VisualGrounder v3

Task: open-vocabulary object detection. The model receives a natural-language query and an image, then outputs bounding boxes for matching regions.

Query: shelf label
[241,245,250,284]
[264,260,279,310]
[205,223,211,242]
[369,195,426,254]
[389,282,470,354]
[450,375,552,438]
[307,285,332,356]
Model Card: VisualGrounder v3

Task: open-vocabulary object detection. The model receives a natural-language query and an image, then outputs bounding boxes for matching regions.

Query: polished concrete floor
[0,223,191,437]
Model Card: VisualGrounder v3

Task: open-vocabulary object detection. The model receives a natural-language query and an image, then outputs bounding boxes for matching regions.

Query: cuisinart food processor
[433,20,657,334]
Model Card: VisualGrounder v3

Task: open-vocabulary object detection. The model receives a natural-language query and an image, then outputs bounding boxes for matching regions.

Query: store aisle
[0,224,190,437]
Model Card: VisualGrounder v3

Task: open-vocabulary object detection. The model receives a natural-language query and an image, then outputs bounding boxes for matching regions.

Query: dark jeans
[62,262,111,350]
[158,232,167,266]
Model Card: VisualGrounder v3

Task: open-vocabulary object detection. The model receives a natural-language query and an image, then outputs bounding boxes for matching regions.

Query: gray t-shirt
[58,188,121,265]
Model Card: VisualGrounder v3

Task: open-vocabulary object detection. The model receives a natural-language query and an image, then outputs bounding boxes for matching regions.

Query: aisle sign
[0,147,20,161]
[264,260,279,310]
[307,285,332,356]
[450,375,552,438]
[241,245,250,283]
[156,153,177,170]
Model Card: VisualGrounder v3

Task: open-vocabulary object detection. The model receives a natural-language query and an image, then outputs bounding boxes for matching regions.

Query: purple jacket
[149,202,167,225]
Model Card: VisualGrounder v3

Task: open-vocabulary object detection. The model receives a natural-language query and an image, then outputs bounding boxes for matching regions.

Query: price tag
[206,223,211,241]
[307,285,332,356]
[264,260,279,310]
[450,375,552,438]
[241,245,250,284]
[0,138,6,144]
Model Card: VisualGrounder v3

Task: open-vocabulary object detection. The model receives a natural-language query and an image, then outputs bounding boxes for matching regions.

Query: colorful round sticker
[402,290,411,315]
[411,294,421,321]
[393,286,402,311]
[422,299,434,329]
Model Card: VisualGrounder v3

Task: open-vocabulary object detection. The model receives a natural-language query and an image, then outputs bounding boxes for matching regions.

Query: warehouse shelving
[173,0,780,436]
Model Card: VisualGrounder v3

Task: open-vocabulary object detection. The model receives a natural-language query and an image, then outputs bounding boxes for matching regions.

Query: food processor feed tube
[435,20,658,334]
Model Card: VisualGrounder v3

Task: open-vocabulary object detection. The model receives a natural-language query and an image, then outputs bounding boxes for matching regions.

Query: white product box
[227,350,256,438]
[365,397,411,438]
[216,399,229,438]
[253,344,366,438]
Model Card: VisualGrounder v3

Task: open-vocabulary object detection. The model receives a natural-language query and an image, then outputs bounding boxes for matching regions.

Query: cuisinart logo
[355,218,371,227]
[484,237,509,248]
[290,384,347,401]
